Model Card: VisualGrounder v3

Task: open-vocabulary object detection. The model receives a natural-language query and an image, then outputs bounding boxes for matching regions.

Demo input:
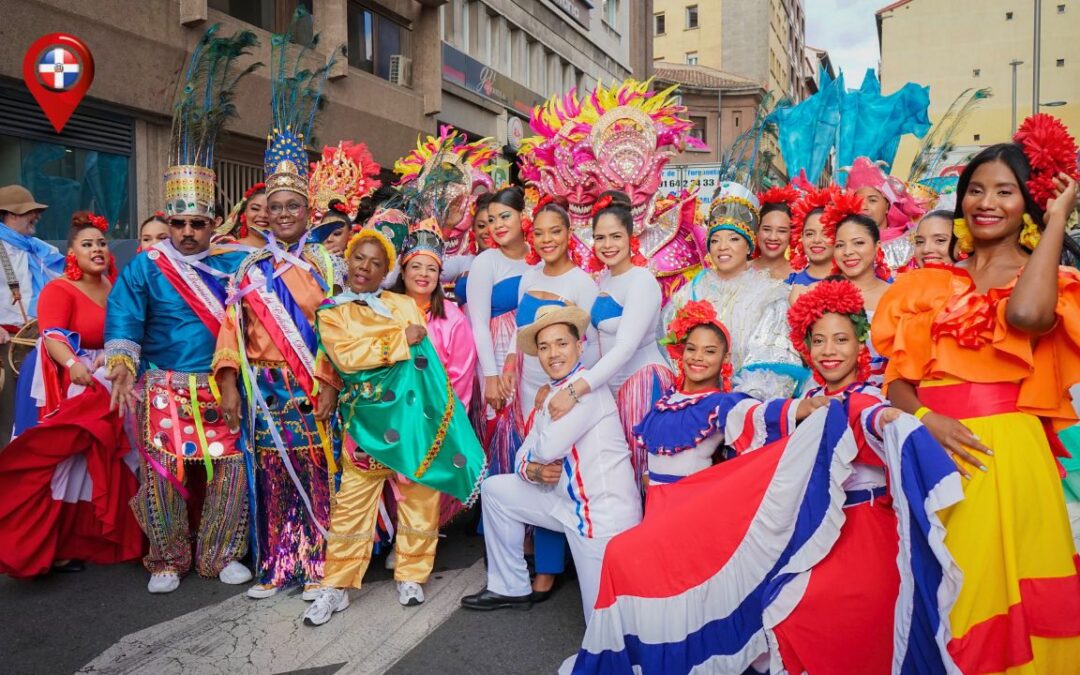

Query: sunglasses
[168,219,211,230]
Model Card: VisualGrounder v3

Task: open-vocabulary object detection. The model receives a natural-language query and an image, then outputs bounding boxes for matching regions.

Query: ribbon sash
[150,250,227,336]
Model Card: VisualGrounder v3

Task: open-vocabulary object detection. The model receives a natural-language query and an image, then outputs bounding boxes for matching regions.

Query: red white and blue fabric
[149,244,228,336]
[565,399,963,675]
[37,47,81,91]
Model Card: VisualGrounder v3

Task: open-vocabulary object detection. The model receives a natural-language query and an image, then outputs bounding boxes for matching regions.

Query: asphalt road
[0,512,585,675]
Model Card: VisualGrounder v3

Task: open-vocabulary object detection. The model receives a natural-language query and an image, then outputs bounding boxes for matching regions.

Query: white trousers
[480,474,611,623]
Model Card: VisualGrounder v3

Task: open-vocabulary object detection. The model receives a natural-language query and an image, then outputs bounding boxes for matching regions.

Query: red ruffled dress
[0,279,143,578]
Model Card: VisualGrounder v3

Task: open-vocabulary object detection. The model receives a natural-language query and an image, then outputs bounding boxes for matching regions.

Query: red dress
[0,279,143,578]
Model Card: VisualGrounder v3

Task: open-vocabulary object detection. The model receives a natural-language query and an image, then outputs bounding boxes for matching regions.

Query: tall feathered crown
[166,25,261,218]
[308,140,381,224]
[264,7,342,197]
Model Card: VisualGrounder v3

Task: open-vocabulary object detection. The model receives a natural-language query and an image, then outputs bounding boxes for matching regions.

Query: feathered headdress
[264,7,342,197]
[308,141,382,224]
[166,25,261,218]
[907,88,992,184]
[819,190,864,242]
[707,181,760,250]
[843,157,925,239]
[789,186,837,271]
[1013,113,1080,209]
[344,207,410,272]
[787,278,871,384]
[758,184,800,211]
[400,217,445,268]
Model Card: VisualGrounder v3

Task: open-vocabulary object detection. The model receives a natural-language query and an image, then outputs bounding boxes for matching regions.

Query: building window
[209,0,313,33]
[655,13,666,35]
[1058,4,1066,12]
[689,116,707,145]
[686,5,699,29]
[604,0,618,26]
[973,68,981,77]
[686,52,698,65]
[1057,58,1066,66]
[348,2,411,83]
[1005,11,1013,19]
[734,111,742,129]
[974,133,981,141]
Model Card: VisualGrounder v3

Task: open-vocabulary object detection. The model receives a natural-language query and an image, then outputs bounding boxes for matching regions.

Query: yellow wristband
[914,406,931,420]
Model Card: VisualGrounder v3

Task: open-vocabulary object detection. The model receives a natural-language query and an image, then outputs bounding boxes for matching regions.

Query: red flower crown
[87,214,109,233]
[819,190,864,242]
[787,279,871,383]
[661,300,735,391]
[789,186,837,270]
[1013,113,1080,209]
[758,184,800,208]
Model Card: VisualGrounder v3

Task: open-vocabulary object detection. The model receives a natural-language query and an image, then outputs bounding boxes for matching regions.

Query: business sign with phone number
[661,164,724,215]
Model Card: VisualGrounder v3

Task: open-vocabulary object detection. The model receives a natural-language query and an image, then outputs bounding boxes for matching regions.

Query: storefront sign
[442,43,547,117]
[662,164,725,215]
[549,0,592,29]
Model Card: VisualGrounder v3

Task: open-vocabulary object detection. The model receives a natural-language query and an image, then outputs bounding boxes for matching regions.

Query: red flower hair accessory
[332,201,350,214]
[243,182,267,200]
[153,210,166,219]
[758,184,800,209]
[819,190,864,242]
[532,194,558,220]
[591,194,614,217]
[661,300,735,391]
[521,216,541,265]
[87,214,109,233]
[1013,113,1080,209]
[786,279,871,383]
[789,186,837,270]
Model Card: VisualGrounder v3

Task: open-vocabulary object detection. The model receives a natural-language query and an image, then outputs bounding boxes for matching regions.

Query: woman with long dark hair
[873,133,1080,673]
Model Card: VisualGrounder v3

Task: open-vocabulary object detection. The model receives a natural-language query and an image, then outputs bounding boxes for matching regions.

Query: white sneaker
[397,581,424,607]
[246,583,280,599]
[385,550,397,570]
[148,572,180,594]
[303,587,349,626]
[218,561,253,585]
[301,583,321,601]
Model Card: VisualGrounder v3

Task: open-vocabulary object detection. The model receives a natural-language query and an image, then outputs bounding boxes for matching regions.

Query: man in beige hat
[461,304,642,624]
[0,184,62,445]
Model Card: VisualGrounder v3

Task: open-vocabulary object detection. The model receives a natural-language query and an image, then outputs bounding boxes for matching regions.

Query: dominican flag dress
[565,385,965,675]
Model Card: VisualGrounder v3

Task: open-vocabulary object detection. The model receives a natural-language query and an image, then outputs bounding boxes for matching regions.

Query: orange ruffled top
[871,264,1080,432]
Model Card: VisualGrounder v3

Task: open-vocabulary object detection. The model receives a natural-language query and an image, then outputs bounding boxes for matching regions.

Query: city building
[878,0,1079,175]
[0,0,651,241]
[652,0,808,102]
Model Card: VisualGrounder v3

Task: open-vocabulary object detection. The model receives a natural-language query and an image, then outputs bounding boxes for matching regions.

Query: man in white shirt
[0,184,59,445]
[461,304,642,623]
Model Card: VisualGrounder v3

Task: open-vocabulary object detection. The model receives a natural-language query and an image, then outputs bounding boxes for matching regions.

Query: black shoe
[460,588,532,611]
[52,559,85,573]
[529,589,553,604]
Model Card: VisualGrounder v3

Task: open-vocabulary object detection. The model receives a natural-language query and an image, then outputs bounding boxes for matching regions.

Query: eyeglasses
[267,202,306,216]
[168,219,211,230]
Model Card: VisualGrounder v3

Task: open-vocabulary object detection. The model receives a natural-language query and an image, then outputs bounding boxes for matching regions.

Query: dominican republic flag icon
[37,47,81,92]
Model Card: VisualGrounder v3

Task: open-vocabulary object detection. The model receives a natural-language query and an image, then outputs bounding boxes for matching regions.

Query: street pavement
[0,515,584,675]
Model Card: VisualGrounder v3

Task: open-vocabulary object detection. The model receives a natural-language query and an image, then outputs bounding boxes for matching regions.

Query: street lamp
[1034,0,1042,114]
[1042,100,1067,107]
[1010,59,1024,132]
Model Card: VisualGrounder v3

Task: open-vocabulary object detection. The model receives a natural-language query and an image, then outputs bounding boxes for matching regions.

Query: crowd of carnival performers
[0,20,1079,675]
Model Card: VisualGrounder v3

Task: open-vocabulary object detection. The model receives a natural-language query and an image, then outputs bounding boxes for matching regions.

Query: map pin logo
[22,33,95,133]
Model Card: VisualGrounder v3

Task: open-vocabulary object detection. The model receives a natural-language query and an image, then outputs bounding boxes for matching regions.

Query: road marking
[79,561,486,675]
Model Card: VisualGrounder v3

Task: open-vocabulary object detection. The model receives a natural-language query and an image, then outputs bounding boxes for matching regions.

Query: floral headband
[660,300,733,360]
[786,279,870,370]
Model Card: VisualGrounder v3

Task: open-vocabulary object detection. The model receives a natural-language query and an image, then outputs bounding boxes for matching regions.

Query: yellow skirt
[921,381,1080,674]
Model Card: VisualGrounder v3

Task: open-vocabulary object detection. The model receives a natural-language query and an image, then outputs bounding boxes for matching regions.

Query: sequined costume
[105,242,250,577]
[518,80,707,302]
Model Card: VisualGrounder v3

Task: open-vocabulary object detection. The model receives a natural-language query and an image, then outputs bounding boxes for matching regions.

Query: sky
[805,0,883,87]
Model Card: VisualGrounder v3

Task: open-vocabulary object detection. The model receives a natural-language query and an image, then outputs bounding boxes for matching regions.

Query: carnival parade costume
[0,248,142,577]
[568,280,964,674]
[664,182,806,399]
[316,225,487,592]
[103,27,258,585]
[518,80,705,301]
[213,19,338,594]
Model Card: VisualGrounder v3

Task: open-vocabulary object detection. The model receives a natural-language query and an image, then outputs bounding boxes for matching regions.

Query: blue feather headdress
[264,7,343,198]
[166,25,261,218]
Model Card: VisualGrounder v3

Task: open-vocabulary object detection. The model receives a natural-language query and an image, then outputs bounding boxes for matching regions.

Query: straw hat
[517,304,591,357]
[0,185,47,214]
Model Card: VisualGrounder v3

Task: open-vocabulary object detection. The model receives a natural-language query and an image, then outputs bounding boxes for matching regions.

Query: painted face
[532,210,570,265]
[833,220,878,279]
[139,220,170,249]
[267,191,309,243]
[681,325,728,389]
[244,192,269,231]
[757,211,792,260]
[536,322,583,381]
[488,202,524,248]
[592,213,631,269]
[802,213,833,265]
[708,229,751,278]
[403,256,441,299]
[472,207,491,251]
[168,215,214,255]
[322,225,349,256]
[914,215,954,267]
[855,186,889,228]
[961,160,1027,244]
[347,239,389,293]
[70,226,110,276]
[809,312,861,389]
